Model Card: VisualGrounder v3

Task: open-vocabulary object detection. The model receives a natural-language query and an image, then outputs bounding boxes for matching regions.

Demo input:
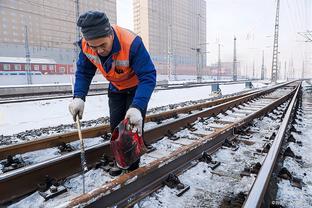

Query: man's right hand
[69,98,85,121]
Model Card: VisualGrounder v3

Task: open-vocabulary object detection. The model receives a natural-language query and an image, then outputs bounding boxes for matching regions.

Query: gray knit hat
[77,11,112,40]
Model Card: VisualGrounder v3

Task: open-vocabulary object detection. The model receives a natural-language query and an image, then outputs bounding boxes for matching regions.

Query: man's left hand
[125,108,143,136]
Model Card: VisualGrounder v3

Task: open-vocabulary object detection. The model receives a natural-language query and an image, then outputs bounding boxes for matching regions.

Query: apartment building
[0,0,116,63]
[133,0,206,77]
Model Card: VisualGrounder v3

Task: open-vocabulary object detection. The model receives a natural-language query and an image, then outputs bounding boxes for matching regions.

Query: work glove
[69,98,85,121]
[125,107,143,136]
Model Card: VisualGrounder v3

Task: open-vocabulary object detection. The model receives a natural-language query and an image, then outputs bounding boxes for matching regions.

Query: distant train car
[0,57,74,75]
[55,64,74,75]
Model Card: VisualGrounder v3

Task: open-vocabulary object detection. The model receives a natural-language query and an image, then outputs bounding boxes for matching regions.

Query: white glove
[125,107,143,136]
[69,98,85,121]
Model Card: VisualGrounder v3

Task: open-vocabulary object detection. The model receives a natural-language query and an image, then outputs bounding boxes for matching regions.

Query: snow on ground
[8,168,113,208]
[6,87,287,207]
[135,104,286,208]
[274,83,312,208]
[0,83,250,136]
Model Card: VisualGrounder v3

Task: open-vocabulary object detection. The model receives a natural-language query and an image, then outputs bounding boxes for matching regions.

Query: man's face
[87,34,114,57]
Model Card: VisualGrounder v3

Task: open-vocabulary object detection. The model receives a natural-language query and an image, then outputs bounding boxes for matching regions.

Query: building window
[25,65,31,71]
[59,67,65,73]
[3,64,10,70]
[42,65,47,70]
[49,65,55,71]
[14,64,21,70]
[34,65,39,70]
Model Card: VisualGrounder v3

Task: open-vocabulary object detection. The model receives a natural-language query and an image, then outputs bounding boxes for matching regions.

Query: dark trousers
[108,87,146,170]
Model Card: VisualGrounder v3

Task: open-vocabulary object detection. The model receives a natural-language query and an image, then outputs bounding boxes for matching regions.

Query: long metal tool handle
[71,75,87,194]
[76,114,88,194]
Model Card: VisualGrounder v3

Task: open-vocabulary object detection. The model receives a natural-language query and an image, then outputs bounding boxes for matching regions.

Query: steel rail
[243,83,301,208]
[0,82,294,160]
[63,84,299,208]
[0,90,258,159]
[0,81,245,104]
[0,80,244,98]
[0,91,108,105]
[0,82,294,204]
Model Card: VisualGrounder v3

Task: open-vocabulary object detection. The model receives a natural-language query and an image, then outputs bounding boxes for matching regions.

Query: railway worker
[69,11,156,171]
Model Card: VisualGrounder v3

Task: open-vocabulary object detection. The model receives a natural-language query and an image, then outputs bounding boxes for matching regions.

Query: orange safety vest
[81,25,139,90]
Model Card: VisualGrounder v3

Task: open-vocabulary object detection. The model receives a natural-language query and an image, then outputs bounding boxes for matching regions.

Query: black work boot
[127,159,140,171]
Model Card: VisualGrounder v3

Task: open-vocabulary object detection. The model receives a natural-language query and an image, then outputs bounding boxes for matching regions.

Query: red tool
[110,119,146,169]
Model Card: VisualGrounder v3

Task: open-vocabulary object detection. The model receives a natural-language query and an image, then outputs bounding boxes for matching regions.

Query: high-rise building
[133,0,206,77]
[0,0,116,63]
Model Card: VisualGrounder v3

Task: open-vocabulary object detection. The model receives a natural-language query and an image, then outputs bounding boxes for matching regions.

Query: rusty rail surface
[243,83,301,208]
[0,82,294,204]
[63,84,299,208]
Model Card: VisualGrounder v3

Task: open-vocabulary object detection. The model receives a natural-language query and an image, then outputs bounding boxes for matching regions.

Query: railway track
[0,81,299,207]
[0,81,245,104]
[243,82,300,207]
[269,81,312,207]
[0,88,260,159]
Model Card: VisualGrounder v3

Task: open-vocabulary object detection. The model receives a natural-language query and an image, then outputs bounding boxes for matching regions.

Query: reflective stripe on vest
[81,25,139,90]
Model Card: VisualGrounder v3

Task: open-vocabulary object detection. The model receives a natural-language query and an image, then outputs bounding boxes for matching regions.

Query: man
[69,11,156,171]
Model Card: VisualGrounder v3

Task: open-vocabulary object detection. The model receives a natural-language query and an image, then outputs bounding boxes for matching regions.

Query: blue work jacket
[74,27,156,112]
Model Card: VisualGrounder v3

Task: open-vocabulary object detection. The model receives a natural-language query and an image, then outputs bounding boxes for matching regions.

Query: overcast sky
[117,0,312,78]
